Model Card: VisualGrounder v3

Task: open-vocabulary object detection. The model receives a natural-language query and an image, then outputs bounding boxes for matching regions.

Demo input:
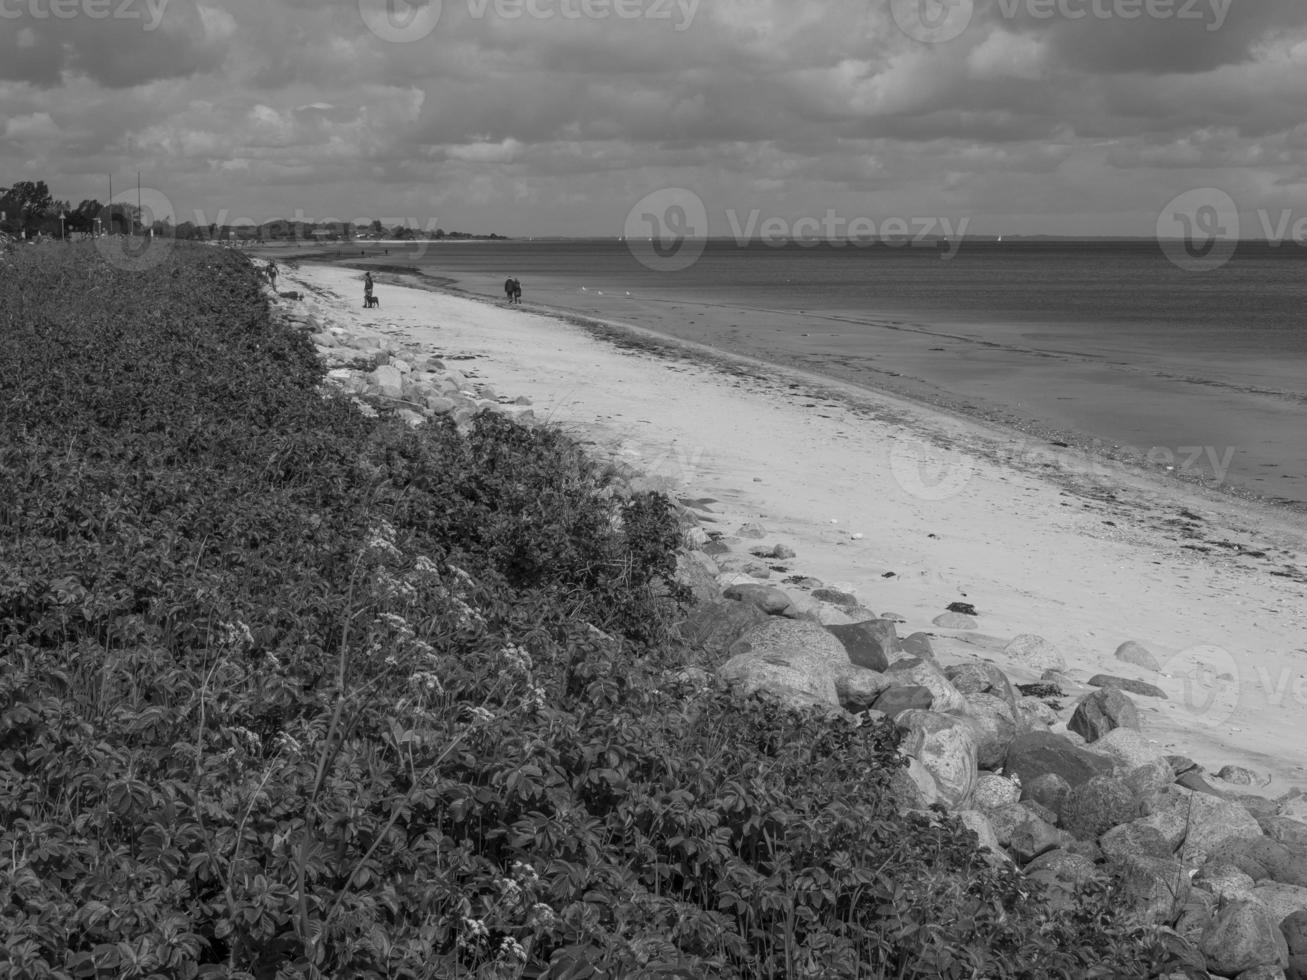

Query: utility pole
[108,175,113,235]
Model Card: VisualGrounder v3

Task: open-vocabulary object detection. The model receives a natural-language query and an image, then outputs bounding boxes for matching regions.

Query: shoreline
[262,244,1307,519]
[280,260,1307,795]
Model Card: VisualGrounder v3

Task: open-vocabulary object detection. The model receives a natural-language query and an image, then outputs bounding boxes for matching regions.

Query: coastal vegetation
[0,242,1173,977]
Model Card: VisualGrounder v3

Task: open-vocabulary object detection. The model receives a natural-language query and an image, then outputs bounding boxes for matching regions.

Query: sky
[3,0,1307,238]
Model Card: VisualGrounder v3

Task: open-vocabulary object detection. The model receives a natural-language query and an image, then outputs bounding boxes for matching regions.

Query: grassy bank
[0,242,1171,978]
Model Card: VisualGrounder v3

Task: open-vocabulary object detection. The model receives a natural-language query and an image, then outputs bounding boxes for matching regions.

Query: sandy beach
[282,260,1307,796]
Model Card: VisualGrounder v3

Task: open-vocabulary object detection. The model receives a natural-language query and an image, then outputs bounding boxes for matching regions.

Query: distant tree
[391,224,415,240]
[370,219,384,237]
[0,180,56,235]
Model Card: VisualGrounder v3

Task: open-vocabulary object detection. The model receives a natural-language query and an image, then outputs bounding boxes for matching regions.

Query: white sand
[285,262,1307,796]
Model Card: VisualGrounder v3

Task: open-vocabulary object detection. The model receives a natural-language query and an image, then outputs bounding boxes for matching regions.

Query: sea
[352,239,1307,512]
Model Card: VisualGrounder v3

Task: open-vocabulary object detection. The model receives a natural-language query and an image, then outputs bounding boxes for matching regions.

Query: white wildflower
[526,686,547,711]
[275,732,302,756]
[412,555,442,578]
[499,937,527,964]
[501,645,533,672]
[469,706,495,724]
[513,861,538,881]
[229,726,261,753]
[495,878,523,903]
[528,903,555,929]
[218,621,254,650]
[411,671,443,694]
[447,564,476,592]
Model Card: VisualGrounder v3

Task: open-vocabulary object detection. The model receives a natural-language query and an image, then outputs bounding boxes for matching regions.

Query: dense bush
[0,243,1171,978]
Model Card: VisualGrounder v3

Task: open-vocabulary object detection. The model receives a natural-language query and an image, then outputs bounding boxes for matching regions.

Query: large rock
[1113,854,1192,926]
[834,669,892,713]
[974,773,1022,811]
[1253,882,1307,927]
[717,620,849,711]
[885,659,966,714]
[944,661,1017,706]
[1193,863,1258,903]
[959,693,1020,770]
[1115,641,1161,672]
[679,600,769,667]
[895,710,979,808]
[1022,773,1071,814]
[872,686,933,718]
[1282,910,1307,955]
[1059,776,1146,841]
[901,632,935,661]
[1201,900,1290,975]
[1267,818,1307,850]
[1141,787,1264,866]
[1004,732,1115,788]
[1100,822,1175,863]
[1068,688,1141,743]
[1007,813,1075,865]
[1003,634,1066,673]
[1207,837,1307,889]
[891,757,942,810]
[723,583,795,616]
[933,612,977,629]
[1092,728,1171,774]
[367,364,406,400]
[824,620,899,672]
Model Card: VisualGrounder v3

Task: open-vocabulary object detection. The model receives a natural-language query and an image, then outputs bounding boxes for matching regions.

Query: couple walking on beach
[504,277,522,305]
[363,271,379,308]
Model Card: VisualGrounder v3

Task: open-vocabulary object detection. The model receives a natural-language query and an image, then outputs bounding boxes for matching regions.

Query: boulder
[1125,759,1177,808]
[1004,731,1115,788]
[1207,837,1307,889]
[1200,900,1290,975]
[973,773,1022,811]
[1253,882,1307,927]
[834,669,892,713]
[367,364,406,400]
[1115,640,1161,671]
[1068,688,1140,743]
[1193,863,1258,903]
[679,600,769,667]
[1059,776,1146,841]
[959,693,1020,771]
[1015,696,1058,731]
[1025,849,1101,896]
[1088,674,1168,700]
[1220,765,1260,786]
[1113,854,1192,926]
[1282,910,1307,955]
[1022,773,1071,814]
[891,757,942,810]
[717,620,849,711]
[1266,819,1307,850]
[1100,822,1175,863]
[1171,793,1266,866]
[901,632,935,661]
[1003,634,1067,673]
[894,710,979,808]
[824,620,900,671]
[885,659,966,714]
[675,552,721,605]
[872,686,934,718]
[945,661,1017,706]
[722,584,793,615]
[1007,813,1074,865]
[1092,729,1170,774]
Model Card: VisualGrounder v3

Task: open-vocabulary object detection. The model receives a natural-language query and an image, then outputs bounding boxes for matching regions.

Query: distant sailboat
[996,235,1003,243]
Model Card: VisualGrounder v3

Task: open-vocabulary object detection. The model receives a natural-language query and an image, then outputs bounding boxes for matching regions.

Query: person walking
[363,271,374,307]
[510,278,522,304]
